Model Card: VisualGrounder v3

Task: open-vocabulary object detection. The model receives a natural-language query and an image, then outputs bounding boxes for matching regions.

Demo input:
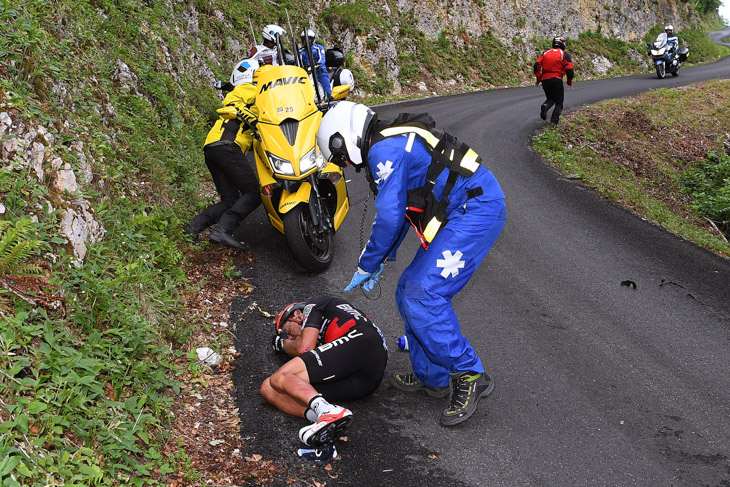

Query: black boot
[185,214,213,242]
[209,227,245,250]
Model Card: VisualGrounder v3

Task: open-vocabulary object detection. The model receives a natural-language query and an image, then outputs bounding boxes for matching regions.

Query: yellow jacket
[204,83,258,151]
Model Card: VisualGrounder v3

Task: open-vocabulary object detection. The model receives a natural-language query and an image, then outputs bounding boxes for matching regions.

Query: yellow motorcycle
[221,64,350,272]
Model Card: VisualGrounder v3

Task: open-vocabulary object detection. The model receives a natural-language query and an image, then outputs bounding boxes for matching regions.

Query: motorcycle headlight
[652,47,666,56]
[267,152,295,176]
[299,147,325,173]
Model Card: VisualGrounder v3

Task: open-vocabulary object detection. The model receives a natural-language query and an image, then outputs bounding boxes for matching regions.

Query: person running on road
[534,36,575,125]
[316,102,506,427]
[260,296,388,446]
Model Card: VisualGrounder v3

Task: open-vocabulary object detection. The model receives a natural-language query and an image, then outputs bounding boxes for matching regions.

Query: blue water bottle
[396,335,409,351]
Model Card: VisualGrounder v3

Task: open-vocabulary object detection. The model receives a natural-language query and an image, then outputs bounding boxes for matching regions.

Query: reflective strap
[461,148,480,173]
[423,217,442,243]
[405,132,416,153]
[380,126,441,148]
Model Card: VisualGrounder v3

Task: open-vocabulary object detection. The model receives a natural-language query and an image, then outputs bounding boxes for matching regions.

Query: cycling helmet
[230,58,259,86]
[552,36,566,49]
[317,101,377,169]
[300,28,316,43]
[252,64,274,84]
[275,302,307,333]
[262,24,286,43]
[664,24,674,34]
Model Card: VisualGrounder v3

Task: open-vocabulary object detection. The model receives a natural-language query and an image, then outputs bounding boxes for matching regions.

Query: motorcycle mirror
[331,85,351,100]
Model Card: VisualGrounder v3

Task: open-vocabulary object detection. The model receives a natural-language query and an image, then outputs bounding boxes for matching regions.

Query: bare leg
[260,357,318,418]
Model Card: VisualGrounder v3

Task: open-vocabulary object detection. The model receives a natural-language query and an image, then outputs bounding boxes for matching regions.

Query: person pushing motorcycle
[260,296,388,446]
[316,102,507,426]
[534,36,575,125]
[186,59,266,249]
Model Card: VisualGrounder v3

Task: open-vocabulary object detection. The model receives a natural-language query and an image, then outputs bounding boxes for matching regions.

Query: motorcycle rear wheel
[656,63,666,79]
[283,204,334,272]
[671,67,679,77]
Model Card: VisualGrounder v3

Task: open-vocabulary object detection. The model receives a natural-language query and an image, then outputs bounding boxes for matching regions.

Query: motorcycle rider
[298,28,332,100]
[664,24,679,53]
[534,36,575,125]
[316,102,506,427]
[261,296,388,446]
[249,24,286,66]
[186,59,261,249]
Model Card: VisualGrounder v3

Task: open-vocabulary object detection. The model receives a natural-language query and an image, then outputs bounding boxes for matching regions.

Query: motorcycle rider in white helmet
[299,28,332,100]
[249,24,286,66]
[664,24,679,53]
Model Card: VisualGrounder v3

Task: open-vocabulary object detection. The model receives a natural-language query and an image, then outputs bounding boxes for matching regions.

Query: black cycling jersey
[297,296,388,402]
[299,295,376,344]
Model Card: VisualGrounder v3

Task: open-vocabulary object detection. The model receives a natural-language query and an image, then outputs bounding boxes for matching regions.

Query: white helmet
[229,58,259,86]
[664,24,674,34]
[317,101,377,169]
[262,24,286,42]
[300,29,316,42]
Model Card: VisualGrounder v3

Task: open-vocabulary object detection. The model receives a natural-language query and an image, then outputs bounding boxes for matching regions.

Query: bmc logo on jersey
[259,76,307,94]
[317,329,363,352]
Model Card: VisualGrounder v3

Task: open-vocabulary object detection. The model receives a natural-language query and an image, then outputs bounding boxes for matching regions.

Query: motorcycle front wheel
[283,204,334,272]
[656,63,666,79]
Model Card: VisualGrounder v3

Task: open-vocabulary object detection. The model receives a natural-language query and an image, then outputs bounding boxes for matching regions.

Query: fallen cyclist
[260,296,388,450]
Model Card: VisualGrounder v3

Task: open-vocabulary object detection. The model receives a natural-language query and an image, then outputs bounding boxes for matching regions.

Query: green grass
[534,80,730,257]
[1,0,728,483]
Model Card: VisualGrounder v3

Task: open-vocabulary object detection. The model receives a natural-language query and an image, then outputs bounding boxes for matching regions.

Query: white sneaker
[298,406,353,446]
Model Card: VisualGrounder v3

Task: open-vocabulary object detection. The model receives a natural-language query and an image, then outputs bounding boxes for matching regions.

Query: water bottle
[396,335,409,351]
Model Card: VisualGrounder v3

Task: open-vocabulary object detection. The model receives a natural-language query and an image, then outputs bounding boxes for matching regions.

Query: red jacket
[534,48,574,81]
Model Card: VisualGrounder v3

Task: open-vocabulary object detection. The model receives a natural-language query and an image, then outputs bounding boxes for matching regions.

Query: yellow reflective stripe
[380,126,441,148]
[461,148,480,173]
[423,217,442,243]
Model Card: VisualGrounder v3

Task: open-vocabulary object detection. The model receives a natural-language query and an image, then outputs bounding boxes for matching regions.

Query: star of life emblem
[375,160,394,183]
[436,250,465,278]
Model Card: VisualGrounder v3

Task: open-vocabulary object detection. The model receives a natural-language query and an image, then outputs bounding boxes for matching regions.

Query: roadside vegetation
[0,0,727,484]
[533,79,730,257]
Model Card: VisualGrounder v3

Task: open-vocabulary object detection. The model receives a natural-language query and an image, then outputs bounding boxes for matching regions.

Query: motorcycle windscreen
[255,65,323,179]
[255,65,318,125]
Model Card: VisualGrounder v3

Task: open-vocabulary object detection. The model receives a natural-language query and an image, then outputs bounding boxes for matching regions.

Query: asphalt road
[232,28,730,486]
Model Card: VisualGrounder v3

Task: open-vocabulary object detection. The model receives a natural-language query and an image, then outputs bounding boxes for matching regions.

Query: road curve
[232,28,730,486]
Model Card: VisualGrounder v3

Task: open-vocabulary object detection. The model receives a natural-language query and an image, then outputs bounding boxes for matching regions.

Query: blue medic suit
[299,43,332,99]
[358,132,506,388]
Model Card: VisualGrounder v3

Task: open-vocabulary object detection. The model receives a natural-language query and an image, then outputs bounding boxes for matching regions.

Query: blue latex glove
[362,263,386,292]
[345,268,374,292]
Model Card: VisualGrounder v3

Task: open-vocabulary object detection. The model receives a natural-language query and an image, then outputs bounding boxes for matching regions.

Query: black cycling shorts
[300,324,388,402]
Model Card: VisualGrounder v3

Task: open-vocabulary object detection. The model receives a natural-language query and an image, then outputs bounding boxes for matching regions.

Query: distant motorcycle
[647,33,689,79]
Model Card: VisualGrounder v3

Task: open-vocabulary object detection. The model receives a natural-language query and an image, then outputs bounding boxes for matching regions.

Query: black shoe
[440,371,494,426]
[540,103,548,120]
[390,372,449,399]
[209,227,245,250]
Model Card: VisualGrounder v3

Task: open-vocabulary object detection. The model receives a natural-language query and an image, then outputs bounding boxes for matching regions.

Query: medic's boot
[440,371,494,426]
[390,372,449,399]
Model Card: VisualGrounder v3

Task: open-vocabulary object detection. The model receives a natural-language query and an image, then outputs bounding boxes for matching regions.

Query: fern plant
[0,218,44,277]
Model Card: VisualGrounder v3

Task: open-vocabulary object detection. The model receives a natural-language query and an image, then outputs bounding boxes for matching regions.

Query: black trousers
[191,142,261,233]
[541,78,565,124]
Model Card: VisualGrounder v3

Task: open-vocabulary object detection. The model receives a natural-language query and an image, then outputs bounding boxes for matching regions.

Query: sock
[306,395,331,422]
